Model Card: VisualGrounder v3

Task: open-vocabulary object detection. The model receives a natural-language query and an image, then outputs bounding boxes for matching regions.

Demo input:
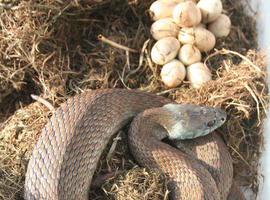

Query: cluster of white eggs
[149,0,231,88]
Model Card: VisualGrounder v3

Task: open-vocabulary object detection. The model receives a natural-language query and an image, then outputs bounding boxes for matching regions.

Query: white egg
[178,27,196,44]
[161,59,186,88]
[173,1,201,27]
[151,37,181,65]
[193,27,216,52]
[168,0,198,3]
[178,27,216,52]
[197,0,223,23]
[208,14,231,38]
[178,44,201,65]
[197,23,206,29]
[149,1,177,21]
[151,18,180,40]
[187,62,212,88]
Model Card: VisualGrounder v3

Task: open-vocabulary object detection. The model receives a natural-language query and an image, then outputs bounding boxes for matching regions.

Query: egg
[178,44,201,65]
[169,0,198,3]
[151,37,181,65]
[186,62,212,88]
[151,18,179,40]
[194,27,216,52]
[208,14,231,38]
[161,59,186,88]
[173,1,201,27]
[178,27,216,52]
[149,1,177,21]
[197,0,223,23]
[197,23,206,29]
[178,27,196,44]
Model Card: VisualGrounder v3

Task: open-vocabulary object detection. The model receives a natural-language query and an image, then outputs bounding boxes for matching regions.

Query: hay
[171,50,268,192]
[102,168,169,200]
[0,102,49,199]
[0,0,268,199]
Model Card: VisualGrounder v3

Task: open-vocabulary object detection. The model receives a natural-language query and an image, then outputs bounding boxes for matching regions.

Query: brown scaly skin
[128,106,225,200]
[173,132,234,200]
[25,89,171,200]
[24,89,237,199]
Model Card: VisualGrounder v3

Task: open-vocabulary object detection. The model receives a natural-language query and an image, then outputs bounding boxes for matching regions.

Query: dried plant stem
[31,94,55,111]
[98,34,138,53]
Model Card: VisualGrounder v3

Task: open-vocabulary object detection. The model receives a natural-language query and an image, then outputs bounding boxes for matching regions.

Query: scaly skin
[24,89,237,199]
[128,107,226,200]
[24,89,171,200]
[173,132,233,200]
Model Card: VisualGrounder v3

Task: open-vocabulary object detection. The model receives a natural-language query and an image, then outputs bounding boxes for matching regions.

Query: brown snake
[24,89,243,200]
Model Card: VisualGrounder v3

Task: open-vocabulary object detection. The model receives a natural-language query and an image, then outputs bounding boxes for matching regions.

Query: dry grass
[102,168,169,200]
[171,50,268,192]
[0,0,268,199]
[0,103,49,199]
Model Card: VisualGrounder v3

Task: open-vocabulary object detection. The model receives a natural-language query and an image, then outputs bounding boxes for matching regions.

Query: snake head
[163,104,227,140]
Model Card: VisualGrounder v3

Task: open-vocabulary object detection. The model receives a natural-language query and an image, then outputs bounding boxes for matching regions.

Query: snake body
[24,89,239,199]
[172,132,233,199]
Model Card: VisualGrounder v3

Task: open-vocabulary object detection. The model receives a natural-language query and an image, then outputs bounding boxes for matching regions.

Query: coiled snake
[24,89,244,199]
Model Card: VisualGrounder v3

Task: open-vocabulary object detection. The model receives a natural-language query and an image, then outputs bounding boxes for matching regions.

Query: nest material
[172,50,268,190]
[0,102,48,199]
[102,168,169,200]
[0,0,268,199]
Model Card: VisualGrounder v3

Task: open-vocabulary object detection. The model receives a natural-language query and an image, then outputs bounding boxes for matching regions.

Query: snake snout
[216,108,227,123]
[209,108,227,129]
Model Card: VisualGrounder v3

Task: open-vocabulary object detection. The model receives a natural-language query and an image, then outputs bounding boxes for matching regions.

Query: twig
[139,39,150,69]
[229,145,251,168]
[124,39,151,83]
[31,94,55,111]
[106,131,122,163]
[156,88,179,96]
[98,34,138,53]
[244,84,261,124]
[117,70,131,90]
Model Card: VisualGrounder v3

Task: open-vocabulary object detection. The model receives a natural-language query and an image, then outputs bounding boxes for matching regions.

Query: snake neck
[138,107,181,140]
[128,106,221,200]
[137,103,227,140]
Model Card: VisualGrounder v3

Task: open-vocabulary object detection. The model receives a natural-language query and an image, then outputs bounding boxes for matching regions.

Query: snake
[24,89,244,200]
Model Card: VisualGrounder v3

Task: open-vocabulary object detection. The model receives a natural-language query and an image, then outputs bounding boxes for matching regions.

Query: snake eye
[207,120,216,127]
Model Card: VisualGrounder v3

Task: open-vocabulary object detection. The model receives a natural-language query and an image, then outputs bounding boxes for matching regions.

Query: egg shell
[187,62,212,88]
[151,37,181,65]
[173,1,202,27]
[193,27,216,52]
[178,27,196,44]
[161,59,186,88]
[149,1,177,21]
[178,44,201,65]
[208,14,231,38]
[197,0,223,23]
[151,18,180,40]
[168,0,197,3]
[178,26,216,52]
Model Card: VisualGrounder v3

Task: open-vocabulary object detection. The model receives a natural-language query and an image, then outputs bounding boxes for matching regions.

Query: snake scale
[24,89,244,200]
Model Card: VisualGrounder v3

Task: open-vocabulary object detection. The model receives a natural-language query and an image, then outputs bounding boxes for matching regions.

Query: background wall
[247,0,270,199]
